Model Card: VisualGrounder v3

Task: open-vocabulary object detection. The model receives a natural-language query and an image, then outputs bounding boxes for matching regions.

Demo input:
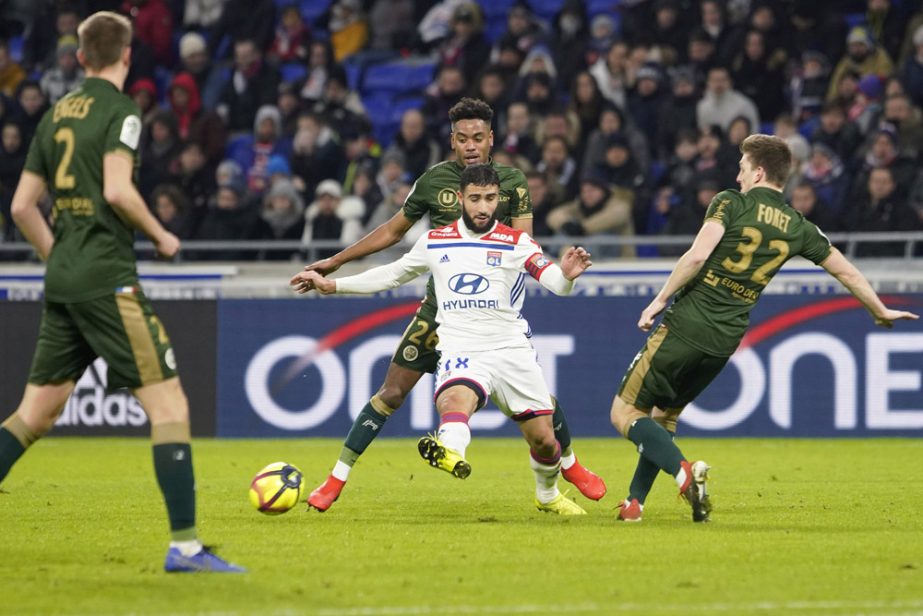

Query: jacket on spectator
[122,0,174,66]
[169,72,227,167]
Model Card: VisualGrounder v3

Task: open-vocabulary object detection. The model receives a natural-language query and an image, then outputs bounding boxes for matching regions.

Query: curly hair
[448,97,493,127]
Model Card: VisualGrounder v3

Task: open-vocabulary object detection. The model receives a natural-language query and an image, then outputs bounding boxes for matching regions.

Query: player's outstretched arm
[303,209,415,275]
[820,248,919,328]
[290,270,336,294]
[103,153,179,259]
[639,220,725,332]
[11,171,54,261]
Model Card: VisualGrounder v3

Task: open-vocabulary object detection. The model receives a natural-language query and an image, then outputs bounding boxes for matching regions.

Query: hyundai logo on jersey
[449,273,490,295]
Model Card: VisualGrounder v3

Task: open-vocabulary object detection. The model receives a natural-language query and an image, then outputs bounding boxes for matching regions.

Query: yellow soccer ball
[248,462,304,515]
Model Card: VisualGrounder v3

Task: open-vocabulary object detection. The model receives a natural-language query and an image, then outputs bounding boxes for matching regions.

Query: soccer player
[292,164,591,514]
[610,134,919,522]
[301,98,605,511]
[0,12,244,572]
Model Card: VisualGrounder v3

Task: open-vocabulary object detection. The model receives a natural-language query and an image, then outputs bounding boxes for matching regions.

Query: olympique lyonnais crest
[486,251,502,266]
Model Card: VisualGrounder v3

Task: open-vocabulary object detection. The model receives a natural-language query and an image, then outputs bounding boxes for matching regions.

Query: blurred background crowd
[1,0,922,260]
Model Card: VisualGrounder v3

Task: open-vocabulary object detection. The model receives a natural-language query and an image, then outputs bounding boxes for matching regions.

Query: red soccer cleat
[617,498,643,522]
[307,475,346,512]
[561,459,607,500]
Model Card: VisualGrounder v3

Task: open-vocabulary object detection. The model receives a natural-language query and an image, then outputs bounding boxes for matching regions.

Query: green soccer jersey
[23,77,142,303]
[401,158,532,307]
[664,186,833,356]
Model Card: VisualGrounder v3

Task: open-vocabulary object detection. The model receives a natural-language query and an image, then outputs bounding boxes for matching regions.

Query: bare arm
[103,152,178,258]
[511,216,533,235]
[639,220,726,332]
[10,171,54,261]
[303,209,415,276]
[821,248,919,327]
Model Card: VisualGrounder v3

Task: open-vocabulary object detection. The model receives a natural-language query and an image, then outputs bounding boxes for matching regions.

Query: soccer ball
[249,462,304,515]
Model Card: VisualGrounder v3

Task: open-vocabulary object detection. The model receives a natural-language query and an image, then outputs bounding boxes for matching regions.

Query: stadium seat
[301,0,331,25]
[528,0,565,21]
[843,12,867,29]
[154,66,173,103]
[8,35,23,63]
[484,17,507,43]
[586,0,623,21]
[341,49,400,92]
[280,63,308,84]
[361,59,437,97]
[476,0,516,20]
[759,121,775,135]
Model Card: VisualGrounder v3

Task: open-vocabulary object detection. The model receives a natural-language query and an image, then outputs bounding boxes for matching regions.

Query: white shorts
[434,346,554,421]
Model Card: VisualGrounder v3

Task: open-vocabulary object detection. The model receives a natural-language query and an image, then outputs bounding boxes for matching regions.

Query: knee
[610,397,644,438]
[527,429,558,457]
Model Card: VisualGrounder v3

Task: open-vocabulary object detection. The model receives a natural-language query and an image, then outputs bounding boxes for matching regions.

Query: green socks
[341,402,388,465]
[0,427,26,484]
[551,397,574,457]
[626,417,684,478]
[628,431,675,504]
[152,443,197,541]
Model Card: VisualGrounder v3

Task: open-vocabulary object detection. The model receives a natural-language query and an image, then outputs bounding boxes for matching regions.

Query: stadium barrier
[3,289,920,438]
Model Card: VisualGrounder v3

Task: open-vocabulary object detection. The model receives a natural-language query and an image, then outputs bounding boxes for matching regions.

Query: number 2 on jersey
[53,127,76,189]
[721,226,789,286]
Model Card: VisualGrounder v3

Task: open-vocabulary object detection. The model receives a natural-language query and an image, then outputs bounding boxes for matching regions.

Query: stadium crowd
[1,0,923,260]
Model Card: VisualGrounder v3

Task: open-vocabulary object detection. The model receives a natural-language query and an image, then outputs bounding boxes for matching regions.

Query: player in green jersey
[301,98,606,511]
[609,134,918,523]
[0,12,243,572]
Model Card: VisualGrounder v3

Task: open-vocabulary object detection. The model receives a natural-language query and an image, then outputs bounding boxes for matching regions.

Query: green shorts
[392,298,440,373]
[28,288,177,390]
[618,324,729,412]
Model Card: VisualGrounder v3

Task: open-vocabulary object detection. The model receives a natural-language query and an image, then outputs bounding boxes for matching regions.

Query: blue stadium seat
[528,0,565,20]
[154,66,173,103]
[844,12,867,29]
[301,0,331,25]
[476,0,516,20]
[586,0,622,20]
[798,116,820,141]
[759,121,775,135]
[8,36,23,63]
[484,17,507,43]
[361,59,437,97]
[341,49,400,92]
[280,62,307,84]
[391,96,424,123]
[361,93,398,147]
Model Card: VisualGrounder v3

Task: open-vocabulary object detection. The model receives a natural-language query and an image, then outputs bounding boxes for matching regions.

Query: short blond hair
[740,134,792,186]
[78,11,132,71]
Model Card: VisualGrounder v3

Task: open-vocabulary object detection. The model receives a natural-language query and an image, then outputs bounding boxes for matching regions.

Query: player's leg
[77,290,242,571]
[618,406,681,521]
[611,325,712,521]
[519,415,585,515]
[308,310,437,511]
[553,395,607,500]
[418,380,481,478]
[0,382,75,483]
[1,300,91,484]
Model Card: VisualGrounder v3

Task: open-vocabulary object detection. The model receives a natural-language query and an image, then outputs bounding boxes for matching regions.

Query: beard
[462,207,496,234]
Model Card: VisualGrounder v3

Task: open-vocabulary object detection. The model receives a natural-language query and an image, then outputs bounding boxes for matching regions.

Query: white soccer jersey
[335,220,575,353]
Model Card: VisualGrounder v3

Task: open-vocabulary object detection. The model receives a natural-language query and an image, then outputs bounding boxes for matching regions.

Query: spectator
[495,4,544,58]
[803,142,849,214]
[827,26,894,102]
[878,93,923,158]
[260,179,306,259]
[22,5,79,72]
[649,0,688,65]
[39,36,83,104]
[226,105,293,196]
[685,27,717,85]
[311,66,367,139]
[329,0,369,62]
[585,14,619,67]
[660,173,721,252]
[790,180,840,231]
[208,0,276,56]
[774,114,811,178]
[291,112,345,202]
[369,0,415,51]
[385,108,440,179]
[11,80,47,144]
[139,110,182,200]
[847,167,919,256]
[519,71,556,117]
[168,72,227,168]
[849,74,884,133]
[656,66,699,158]
[121,0,173,66]
[415,0,469,51]
[218,39,281,133]
[582,104,650,178]
[866,0,905,61]
[525,170,557,241]
[698,0,734,64]
[422,65,467,146]
[0,122,26,240]
[696,65,760,133]
[727,115,753,148]
[275,82,302,137]
[627,63,667,157]
[339,121,379,194]
[594,133,645,196]
[350,163,384,226]
[499,101,541,166]
[268,5,311,64]
[568,70,606,154]
[302,179,365,260]
[551,0,589,90]
[661,128,700,202]
[547,173,635,258]
[731,29,786,123]
[855,127,917,192]
[791,50,831,123]
[437,2,490,88]
[151,184,194,239]
[812,102,863,162]
[177,32,224,110]
[364,180,425,245]
[170,141,215,233]
[589,40,631,110]
[694,124,737,187]
[128,77,158,125]
[537,135,579,203]
[0,39,26,98]
[899,25,923,108]
[299,40,335,103]
[195,176,266,261]
[183,0,224,30]
[471,66,510,133]
[535,107,579,153]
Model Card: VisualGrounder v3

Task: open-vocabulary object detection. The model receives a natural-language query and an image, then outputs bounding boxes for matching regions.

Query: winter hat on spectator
[254,105,283,136]
[605,132,630,150]
[179,32,207,60]
[56,35,78,56]
[316,179,343,198]
[216,159,244,187]
[670,66,696,86]
[266,154,292,178]
[874,126,900,148]
[220,173,247,198]
[128,78,157,99]
[846,26,872,47]
[636,63,663,85]
[802,50,829,73]
[580,171,610,192]
[858,74,883,99]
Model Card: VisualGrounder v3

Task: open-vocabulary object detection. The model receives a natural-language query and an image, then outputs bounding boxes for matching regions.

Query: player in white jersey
[291,165,592,515]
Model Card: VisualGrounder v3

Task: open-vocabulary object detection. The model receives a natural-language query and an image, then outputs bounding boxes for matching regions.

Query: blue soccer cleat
[164,546,246,573]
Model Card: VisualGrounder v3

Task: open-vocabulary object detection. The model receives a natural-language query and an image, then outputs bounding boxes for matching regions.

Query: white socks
[530,453,562,504]
[437,419,471,457]
[170,539,203,557]
[560,452,576,470]
[331,460,351,482]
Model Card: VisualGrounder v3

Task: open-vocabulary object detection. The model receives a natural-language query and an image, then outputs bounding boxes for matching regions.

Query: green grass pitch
[1,437,921,615]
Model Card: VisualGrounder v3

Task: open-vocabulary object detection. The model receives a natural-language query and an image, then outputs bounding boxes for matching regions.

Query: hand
[638,298,667,332]
[561,246,593,280]
[155,232,180,260]
[303,257,340,276]
[873,308,919,329]
[290,270,336,294]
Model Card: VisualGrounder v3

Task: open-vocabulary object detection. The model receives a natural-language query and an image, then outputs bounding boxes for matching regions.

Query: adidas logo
[439,254,450,263]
